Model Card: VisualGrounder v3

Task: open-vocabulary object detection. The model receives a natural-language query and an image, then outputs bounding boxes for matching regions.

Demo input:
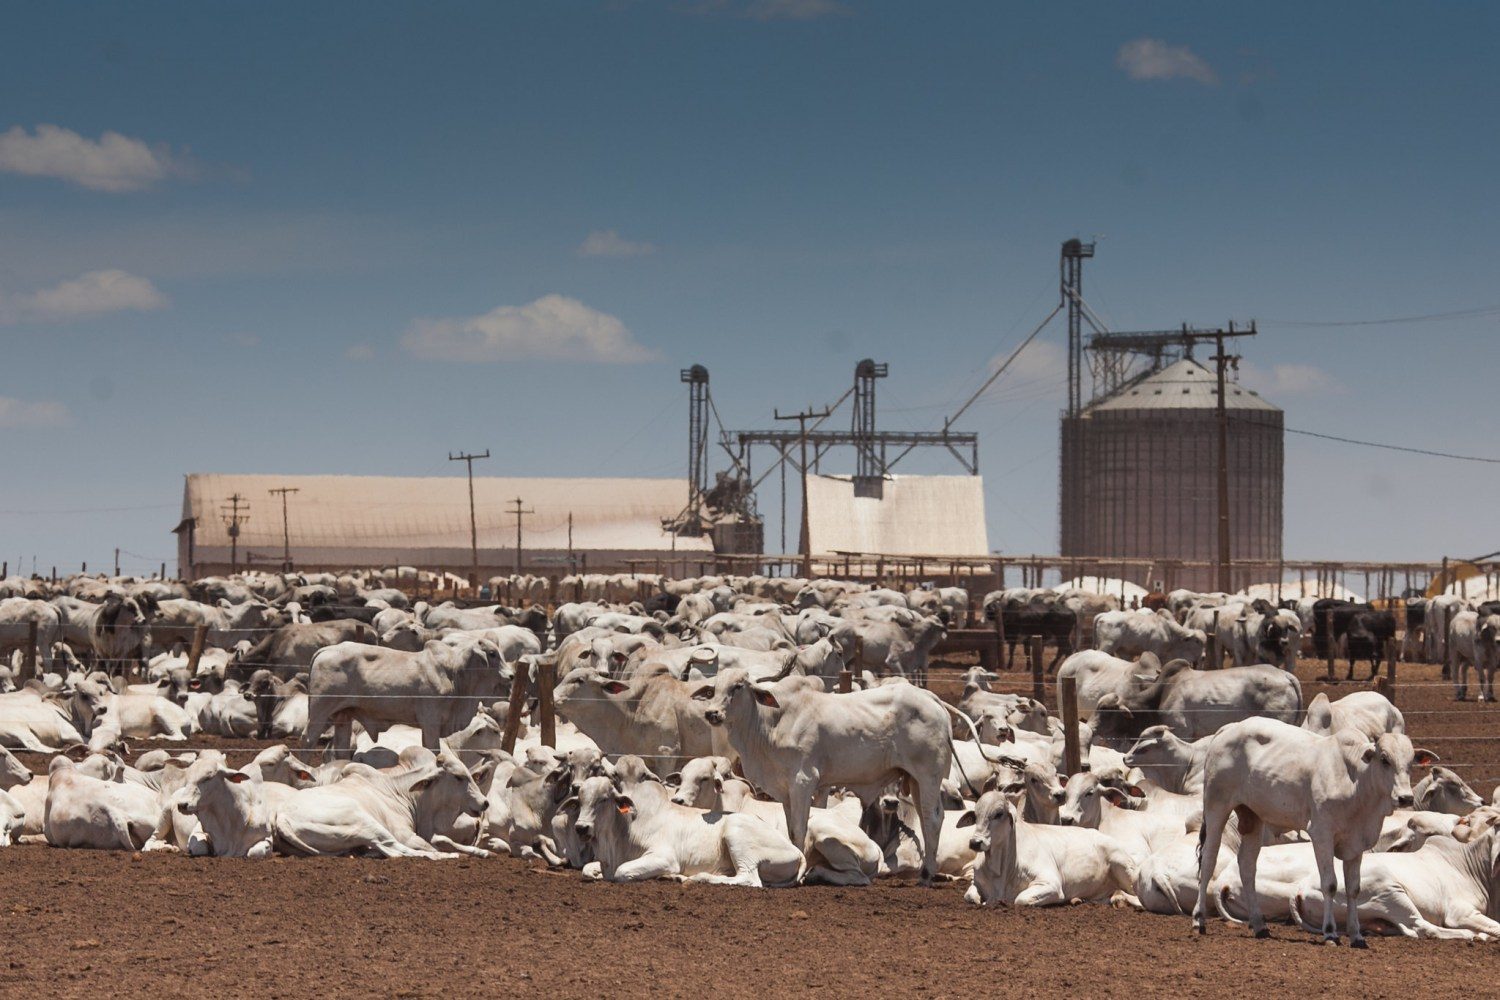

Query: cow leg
[1014,880,1066,906]
[614,853,679,882]
[1194,805,1232,934]
[1455,662,1468,702]
[913,773,943,887]
[782,771,817,870]
[1310,832,1340,943]
[1234,810,1269,938]
[331,717,354,760]
[1342,855,1366,947]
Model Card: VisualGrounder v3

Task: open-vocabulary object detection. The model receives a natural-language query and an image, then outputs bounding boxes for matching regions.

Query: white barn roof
[804,474,989,558]
[176,473,709,574]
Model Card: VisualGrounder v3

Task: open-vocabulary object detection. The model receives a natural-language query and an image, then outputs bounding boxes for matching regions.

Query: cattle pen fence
[8,607,1500,796]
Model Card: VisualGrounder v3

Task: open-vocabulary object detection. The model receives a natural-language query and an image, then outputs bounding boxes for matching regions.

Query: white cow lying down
[572,773,804,886]
[668,755,882,886]
[960,790,1138,907]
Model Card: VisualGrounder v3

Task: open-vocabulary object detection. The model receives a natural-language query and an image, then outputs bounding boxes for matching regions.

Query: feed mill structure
[1058,358,1283,592]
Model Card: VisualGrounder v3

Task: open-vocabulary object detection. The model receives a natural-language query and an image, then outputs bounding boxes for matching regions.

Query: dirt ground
[3,655,1496,997]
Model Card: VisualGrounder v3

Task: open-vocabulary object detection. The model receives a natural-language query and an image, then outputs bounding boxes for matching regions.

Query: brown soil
[2,848,1497,1000]
[4,657,1496,997]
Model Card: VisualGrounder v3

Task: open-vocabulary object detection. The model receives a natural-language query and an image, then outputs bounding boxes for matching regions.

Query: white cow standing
[1193,717,1436,946]
[698,668,953,884]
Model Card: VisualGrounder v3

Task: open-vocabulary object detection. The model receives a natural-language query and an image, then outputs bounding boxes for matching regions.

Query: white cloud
[0,396,70,428]
[345,343,375,361]
[0,124,193,192]
[997,340,1067,382]
[0,270,168,325]
[1238,361,1344,397]
[1116,38,1218,86]
[401,294,657,364]
[578,229,657,258]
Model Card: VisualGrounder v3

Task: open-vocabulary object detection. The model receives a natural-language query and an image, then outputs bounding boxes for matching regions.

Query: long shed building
[173,473,710,580]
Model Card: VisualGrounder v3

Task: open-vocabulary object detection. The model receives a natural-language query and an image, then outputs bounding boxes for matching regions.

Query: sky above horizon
[3,1,1498,577]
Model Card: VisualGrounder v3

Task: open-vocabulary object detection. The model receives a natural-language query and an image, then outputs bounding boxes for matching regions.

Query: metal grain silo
[1059,358,1283,591]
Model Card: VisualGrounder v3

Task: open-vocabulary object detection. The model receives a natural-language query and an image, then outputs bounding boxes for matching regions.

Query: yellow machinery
[1424,551,1500,599]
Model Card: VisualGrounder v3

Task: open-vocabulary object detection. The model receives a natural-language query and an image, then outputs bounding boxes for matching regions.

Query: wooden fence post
[1204,633,1218,671]
[837,669,853,693]
[1323,609,1336,681]
[537,658,556,750]
[1383,637,1397,705]
[186,623,208,677]
[1443,604,1457,681]
[501,662,530,755]
[1060,675,1082,776]
[1029,635,1045,704]
[23,621,37,682]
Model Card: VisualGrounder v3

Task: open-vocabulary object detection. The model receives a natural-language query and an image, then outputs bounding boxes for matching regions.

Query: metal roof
[179,473,712,556]
[805,474,989,558]
[1086,358,1280,414]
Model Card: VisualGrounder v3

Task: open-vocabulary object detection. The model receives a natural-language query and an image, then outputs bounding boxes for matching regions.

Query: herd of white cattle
[0,570,1496,945]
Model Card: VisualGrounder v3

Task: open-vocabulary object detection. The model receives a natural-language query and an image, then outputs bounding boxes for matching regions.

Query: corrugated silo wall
[1059,407,1282,591]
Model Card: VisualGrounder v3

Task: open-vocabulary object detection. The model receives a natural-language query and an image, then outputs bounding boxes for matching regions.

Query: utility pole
[221,493,250,574]
[775,405,831,577]
[114,548,120,577]
[268,487,300,572]
[449,449,490,585]
[566,511,575,573]
[507,498,534,576]
[1210,329,1239,594]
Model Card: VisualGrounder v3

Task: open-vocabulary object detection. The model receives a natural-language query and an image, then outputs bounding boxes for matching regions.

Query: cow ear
[1101,787,1131,807]
[1413,749,1441,768]
[664,772,681,787]
[600,680,629,695]
[294,769,314,782]
[1361,744,1378,764]
[691,685,714,701]
[225,770,252,784]
[1125,784,1146,799]
[559,795,578,813]
[751,686,780,709]
[615,794,635,817]
[955,809,976,829]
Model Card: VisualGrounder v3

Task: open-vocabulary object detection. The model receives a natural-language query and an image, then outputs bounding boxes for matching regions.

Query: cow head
[1356,732,1438,809]
[956,789,1018,856]
[1415,766,1482,815]
[409,740,488,823]
[571,774,634,843]
[668,755,730,808]
[1058,771,1142,827]
[176,751,254,818]
[695,668,778,726]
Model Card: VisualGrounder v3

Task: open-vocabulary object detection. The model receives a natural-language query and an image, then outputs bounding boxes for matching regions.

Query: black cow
[984,595,1075,672]
[1312,598,1395,680]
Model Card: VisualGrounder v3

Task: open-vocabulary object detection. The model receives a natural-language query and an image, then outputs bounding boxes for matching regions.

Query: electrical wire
[1281,426,1500,465]
[1266,304,1500,328]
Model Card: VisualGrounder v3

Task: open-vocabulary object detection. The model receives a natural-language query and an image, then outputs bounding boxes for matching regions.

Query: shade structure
[804,474,988,558]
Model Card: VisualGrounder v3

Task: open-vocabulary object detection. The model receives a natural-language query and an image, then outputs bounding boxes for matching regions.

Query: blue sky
[2,1,1497,576]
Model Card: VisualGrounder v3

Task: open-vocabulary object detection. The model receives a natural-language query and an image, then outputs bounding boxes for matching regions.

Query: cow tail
[931,697,1011,798]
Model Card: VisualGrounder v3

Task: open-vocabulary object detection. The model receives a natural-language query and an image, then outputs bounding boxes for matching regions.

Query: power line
[1282,425,1500,464]
[1267,304,1500,328]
